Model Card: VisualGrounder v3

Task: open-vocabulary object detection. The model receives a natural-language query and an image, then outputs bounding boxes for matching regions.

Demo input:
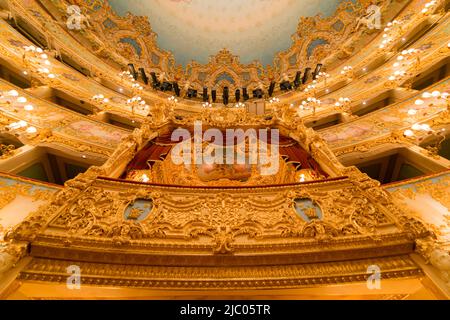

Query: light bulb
[26,126,37,134]
[17,97,27,103]
[8,122,20,130]
[432,91,441,97]
[24,104,34,111]
[404,129,414,137]
[415,99,424,105]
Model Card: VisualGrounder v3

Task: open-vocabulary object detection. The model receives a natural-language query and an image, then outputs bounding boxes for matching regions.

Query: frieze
[18,255,422,290]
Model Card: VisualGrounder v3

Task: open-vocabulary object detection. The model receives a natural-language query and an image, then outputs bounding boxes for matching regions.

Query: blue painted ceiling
[108,0,345,67]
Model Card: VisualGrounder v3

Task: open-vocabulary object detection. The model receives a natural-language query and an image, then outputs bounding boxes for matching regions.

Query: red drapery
[122,130,327,177]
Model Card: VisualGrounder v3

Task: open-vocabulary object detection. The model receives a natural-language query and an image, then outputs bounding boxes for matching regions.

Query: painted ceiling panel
[108,0,344,66]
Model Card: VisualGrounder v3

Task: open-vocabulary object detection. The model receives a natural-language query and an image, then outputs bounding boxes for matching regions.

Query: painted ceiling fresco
[108,0,344,66]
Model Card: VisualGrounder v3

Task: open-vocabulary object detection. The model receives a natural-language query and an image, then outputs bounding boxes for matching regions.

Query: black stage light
[187,89,197,98]
[161,81,173,92]
[313,63,323,80]
[139,68,148,85]
[280,81,292,91]
[243,88,249,101]
[150,72,160,89]
[203,87,208,102]
[223,86,229,105]
[294,71,302,88]
[235,89,241,102]
[173,82,180,97]
[253,88,263,99]
[212,90,217,103]
[302,67,311,84]
[128,63,138,80]
[268,81,276,96]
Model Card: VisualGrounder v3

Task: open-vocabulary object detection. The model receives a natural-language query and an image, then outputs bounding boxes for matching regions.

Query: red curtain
[122,130,327,178]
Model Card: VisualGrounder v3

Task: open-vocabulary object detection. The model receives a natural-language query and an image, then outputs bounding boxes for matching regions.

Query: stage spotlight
[280,73,292,91]
[253,88,263,99]
[313,64,323,80]
[223,87,229,105]
[139,68,148,85]
[235,89,241,102]
[294,71,302,88]
[128,63,138,80]
[203,87,208,102]
[150,72,160,89]
[280,81,292,91]
[187,89,197,98]
[243,88,249,101]
[268,82,275,97]
[173,82,180,97]
[302,67,311,84]
[161,81,173,92]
